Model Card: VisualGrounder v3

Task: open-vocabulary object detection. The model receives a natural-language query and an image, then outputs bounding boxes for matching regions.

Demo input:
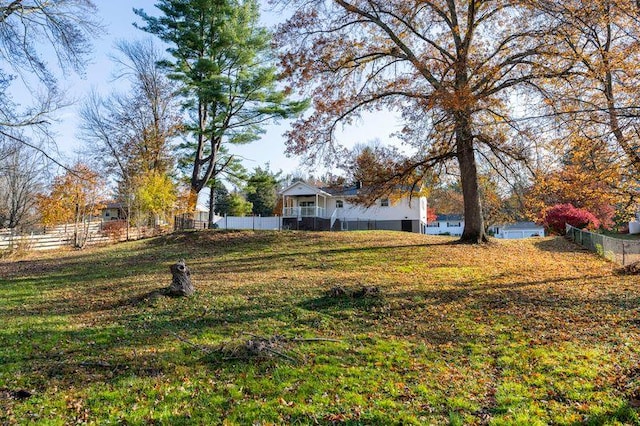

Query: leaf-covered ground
[1,230,639,425]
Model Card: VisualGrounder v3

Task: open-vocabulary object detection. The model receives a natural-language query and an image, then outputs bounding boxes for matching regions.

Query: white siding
[495,229,544,239]
[424,220,464,236]
[281,182,329,197]
[330,197,424,221]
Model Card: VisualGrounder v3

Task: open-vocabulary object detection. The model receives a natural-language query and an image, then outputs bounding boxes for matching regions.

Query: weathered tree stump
[325,285,380,298]
[353,285,380,298]
[167,260,194,296]
[327,286,348,298]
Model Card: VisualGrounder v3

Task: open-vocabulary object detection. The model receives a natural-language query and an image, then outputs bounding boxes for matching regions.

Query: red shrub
[542,203,600,235]
[426,207,437,223]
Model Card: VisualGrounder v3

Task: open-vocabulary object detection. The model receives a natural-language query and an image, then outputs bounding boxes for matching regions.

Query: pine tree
[135,0,307,214]
[246,166,281,216]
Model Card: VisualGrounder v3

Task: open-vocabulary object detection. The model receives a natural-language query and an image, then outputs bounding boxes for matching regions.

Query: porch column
[315,194,318,216]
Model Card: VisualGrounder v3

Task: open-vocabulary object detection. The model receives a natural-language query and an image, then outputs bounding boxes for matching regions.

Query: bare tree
[80,38,182,230]
[81,39,180,180]
[0,139,43,229]
[0,0,101,158]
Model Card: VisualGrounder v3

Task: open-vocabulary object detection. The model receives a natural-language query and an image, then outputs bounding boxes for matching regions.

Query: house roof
[435,214,463,222]
[323,186,359,197]
[280,181,340,197]
[103,202,125,210]
[281,181,426,200]
[280,181,333,197]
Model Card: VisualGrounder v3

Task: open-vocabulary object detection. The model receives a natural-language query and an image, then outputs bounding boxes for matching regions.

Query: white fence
[175,214,283,231]
[0,221,162,252]
[214,216,282,231]
[0,221,109,251]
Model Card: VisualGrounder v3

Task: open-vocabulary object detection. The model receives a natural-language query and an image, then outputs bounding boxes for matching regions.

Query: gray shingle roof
[499,221,543,230]
[435,214,463,221]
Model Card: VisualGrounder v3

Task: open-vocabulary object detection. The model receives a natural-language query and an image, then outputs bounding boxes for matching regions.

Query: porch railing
[330,208,338,230]
[283,206,327,218]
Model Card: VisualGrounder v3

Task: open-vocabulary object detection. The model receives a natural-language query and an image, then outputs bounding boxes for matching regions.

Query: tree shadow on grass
[574,402,640,426]
[533,236,594,254]
[299,292,386,315]
[209,241,456,275]
[0,298,293,397]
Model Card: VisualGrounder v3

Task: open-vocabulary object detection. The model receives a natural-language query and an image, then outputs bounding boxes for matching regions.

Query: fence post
[622,241,626,266]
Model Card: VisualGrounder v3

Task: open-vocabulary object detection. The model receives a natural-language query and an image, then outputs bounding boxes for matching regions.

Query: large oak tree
[276,0,572,242]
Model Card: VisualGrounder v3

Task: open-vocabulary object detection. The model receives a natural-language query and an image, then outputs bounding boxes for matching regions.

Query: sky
[41,1,401,178]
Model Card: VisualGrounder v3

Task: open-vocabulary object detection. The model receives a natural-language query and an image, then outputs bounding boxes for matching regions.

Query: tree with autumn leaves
[539,1,640,177]
[276,0,576,243]
[37,164,103,248]
[525,135,635,231]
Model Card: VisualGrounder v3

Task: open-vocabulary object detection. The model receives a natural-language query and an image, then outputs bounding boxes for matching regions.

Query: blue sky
[44,1,400,177]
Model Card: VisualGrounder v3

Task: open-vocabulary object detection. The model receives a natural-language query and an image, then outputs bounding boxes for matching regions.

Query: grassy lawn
[601,231,640,241]
[1,230,639,425]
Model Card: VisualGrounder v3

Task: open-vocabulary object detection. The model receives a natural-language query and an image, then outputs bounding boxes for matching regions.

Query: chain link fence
[565,224,640,266]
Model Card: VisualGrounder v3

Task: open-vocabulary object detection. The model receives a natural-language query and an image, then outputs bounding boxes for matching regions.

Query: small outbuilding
[490,222,545,239]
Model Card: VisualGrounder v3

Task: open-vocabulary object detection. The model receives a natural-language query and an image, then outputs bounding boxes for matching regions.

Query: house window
[447,221,461,227]
[105,211,110,217]
[427,222,440,227]
[335,200,344,208]
[380,198,389,207]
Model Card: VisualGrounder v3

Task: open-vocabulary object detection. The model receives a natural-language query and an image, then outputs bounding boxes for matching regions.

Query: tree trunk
[208,178,216,229]
[167,260,194,297]
[73,202,82,248]
[456,116,488,244]
[601,11,640,176]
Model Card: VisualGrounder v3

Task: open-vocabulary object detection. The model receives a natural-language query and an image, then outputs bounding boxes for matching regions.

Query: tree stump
[353,286,380,298]
[167,260,194,296]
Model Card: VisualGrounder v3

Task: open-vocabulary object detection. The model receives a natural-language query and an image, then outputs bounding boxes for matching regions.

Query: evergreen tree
[246,166,280,216]
[228,192,252,217]
[212,181,231,216]
[135,0,307,217]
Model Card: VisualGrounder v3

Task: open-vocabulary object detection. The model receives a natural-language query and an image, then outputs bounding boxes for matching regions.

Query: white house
[490,222,545,239]
[280,181,428,233]
[423,214,464,236]
[423,216,546,239]
[101,202,127,222]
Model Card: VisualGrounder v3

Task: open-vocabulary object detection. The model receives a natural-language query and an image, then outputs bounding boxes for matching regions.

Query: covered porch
[280,181,332,219]
[282,205,327,218]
